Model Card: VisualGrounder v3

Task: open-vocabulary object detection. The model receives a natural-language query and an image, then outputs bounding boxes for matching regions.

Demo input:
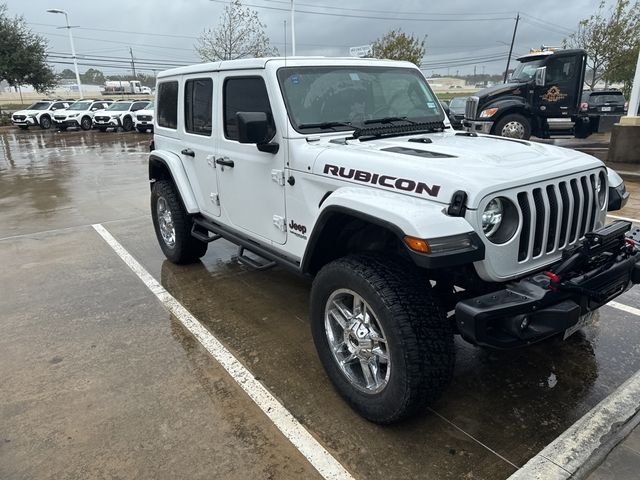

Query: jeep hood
[311,132,604,208]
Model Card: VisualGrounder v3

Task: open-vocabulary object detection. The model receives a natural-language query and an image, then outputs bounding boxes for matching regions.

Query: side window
[132,102,147,112]
[223,77,274,141]
[52,102,66,110]
[185,78,213,136]
[546,57,577,84]
[158,81,179,129]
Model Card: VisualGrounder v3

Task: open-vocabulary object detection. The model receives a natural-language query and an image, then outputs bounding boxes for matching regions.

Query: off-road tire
[310,254,455,424]
[39,115,52,129]
[151,180,208,264]
[80,116,92,131]
[122,116,134,132]
[493,113,531,140]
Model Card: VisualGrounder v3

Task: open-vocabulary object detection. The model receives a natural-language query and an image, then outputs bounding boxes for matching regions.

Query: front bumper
[53,118,80,128]
[463,119,493,134]
[12,117,37,126]
[94,118,120,128]
[608,183,630,211]
[456,222,640,348]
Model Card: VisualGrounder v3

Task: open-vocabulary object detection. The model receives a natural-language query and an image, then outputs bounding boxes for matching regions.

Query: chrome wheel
[500,120,525,139]
[156,196,176,248]
[324,289,390,394]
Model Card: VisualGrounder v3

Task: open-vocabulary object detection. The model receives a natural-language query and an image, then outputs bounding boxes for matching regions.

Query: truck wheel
[80,116,92,130]
[151,180,208,264]
[310,254,455,424]
[122,116,133,132]
[493,114,531,140]
[39,116,52,129]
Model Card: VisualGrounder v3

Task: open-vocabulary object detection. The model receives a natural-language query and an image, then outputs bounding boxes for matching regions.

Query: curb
[507,369,640,479]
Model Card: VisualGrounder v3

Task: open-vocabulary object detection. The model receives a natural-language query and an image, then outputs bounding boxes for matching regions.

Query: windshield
[449,97,468,108]
[27,102,51,111]
[510,59,545,82]
[68,101,92,111]
[277,66,444,132]
[107,103,132,111]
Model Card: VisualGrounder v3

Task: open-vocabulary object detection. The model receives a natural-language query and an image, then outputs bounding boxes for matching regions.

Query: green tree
[81,68,105,85]
[195,0,277,61]
[59,68,76,79]
[370,29,426,67]
[564,0,640,90]
[0,3,56,92]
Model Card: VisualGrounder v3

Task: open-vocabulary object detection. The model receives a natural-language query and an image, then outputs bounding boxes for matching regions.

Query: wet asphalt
[1,129,639,479]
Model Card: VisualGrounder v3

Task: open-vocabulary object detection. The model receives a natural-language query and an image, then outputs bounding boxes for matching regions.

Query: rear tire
[310,254,455,424]
[151,180,208,264]
[493,113,531,140]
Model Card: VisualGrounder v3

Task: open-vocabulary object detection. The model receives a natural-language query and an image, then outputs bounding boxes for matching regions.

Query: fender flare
[301,188,480,273]
[149,151,199,213]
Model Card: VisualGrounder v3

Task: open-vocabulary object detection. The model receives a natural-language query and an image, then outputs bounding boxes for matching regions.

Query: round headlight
[596,171,606,208]
[482,198,503,238]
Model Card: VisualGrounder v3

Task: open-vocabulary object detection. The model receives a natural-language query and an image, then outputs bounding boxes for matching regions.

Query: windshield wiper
[363,116,416,125]
[298,121,354,130]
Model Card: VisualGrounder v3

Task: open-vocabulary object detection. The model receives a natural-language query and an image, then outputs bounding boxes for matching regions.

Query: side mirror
[91,107,98,111]
[236,111,279,153]
[535,67,547,87]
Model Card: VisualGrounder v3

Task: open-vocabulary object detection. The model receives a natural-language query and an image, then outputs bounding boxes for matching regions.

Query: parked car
[580,89,627,134]
[52,99,113,131]
[134,104,154,133]
[93,100,150,132]
[11,100,72,130]
[447,96,468,130]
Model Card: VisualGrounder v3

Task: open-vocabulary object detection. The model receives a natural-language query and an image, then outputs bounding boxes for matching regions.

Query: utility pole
[129,47,137,79]
[290,0,296,56]
[504,12,520,83]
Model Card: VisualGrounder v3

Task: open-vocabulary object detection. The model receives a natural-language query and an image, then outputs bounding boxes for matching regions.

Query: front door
[180,74,220,218]
[536,52,585,118]
[215,74,287,244]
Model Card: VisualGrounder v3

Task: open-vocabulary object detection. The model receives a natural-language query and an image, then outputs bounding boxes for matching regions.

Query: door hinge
[273,215,286,232]
[210,193,220,206]
[271,169,286,186]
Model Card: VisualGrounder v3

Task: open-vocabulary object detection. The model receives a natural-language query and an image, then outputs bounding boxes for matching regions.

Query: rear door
[180,73,220,218]
[214,73,286,244]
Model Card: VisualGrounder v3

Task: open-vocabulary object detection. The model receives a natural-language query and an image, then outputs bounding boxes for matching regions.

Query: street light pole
[47,9,83,98]
[290,0,296,56]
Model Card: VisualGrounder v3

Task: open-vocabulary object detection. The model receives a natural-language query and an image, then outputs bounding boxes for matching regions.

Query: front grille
[137,115,152,121]
[13,115,26,120]
[54,115,66,120]
[465,96,479,120]
[516,172,601,262]
[95,116,109,121]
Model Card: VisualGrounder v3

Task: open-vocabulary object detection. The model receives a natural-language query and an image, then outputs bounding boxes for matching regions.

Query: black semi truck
[464,48,619,140]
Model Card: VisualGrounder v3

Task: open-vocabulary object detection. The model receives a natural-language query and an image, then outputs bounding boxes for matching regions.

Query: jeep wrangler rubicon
[148,57,640,424]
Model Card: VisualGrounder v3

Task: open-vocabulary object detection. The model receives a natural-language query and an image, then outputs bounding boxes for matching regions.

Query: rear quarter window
[157,81,179,129]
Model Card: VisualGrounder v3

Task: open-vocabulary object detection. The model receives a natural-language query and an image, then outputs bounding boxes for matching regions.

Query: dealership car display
[134,104,154,133]
[148,57,639,424]
[93,100,150,132]
[52,99,113,131]
[11,100,72,130]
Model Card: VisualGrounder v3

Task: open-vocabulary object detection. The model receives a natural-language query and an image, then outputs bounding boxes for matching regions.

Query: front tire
[122,116,133,132]
[493,113,531,140]
[80,116,92,130]
[40,116,52,129]
[151,180,208,264]
[310,254,455,424]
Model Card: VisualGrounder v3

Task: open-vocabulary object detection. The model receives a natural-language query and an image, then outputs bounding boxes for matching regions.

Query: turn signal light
[404,236,431,253]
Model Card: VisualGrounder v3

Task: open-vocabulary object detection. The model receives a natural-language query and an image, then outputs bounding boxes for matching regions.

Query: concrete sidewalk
[587,422,640,479]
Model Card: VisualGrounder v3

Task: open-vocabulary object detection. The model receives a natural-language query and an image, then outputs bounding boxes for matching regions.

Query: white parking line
[607,214,640,224]
[509,301,640,479]
[91,224,354,480]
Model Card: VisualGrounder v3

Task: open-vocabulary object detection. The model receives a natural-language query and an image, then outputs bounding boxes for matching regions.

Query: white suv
[134,104,154,133]
[53,99,113,131]
[148,57,639,424]
[11,100,71,130]
[93,100,150,132]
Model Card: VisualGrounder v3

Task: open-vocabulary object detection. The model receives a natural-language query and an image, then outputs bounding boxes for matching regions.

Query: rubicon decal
[323,164,440,197]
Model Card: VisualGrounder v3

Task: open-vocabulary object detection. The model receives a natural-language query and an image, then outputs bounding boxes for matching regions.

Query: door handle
[181,148,195,157]
[215,157,234,168]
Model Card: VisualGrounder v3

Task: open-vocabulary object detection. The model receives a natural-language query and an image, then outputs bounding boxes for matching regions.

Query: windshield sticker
[291,75,300,85]
[427,102,436,108]
[349,73,360,81]
[323,164,441,197]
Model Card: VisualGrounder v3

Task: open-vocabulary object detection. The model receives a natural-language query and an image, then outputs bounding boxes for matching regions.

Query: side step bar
[190,216,301,273]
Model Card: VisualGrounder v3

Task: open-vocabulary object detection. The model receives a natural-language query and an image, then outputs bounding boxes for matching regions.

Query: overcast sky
[5,0,611,77]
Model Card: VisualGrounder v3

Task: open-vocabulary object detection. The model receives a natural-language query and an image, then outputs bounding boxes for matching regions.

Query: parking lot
[1,129,639,479]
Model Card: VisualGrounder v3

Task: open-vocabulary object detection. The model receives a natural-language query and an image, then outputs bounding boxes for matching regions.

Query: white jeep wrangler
[149,57,640,424]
